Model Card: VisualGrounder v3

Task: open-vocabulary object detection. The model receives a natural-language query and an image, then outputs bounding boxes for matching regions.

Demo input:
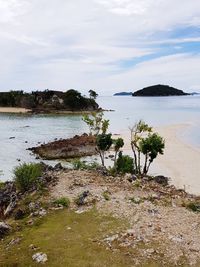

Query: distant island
[0,89,99,113]
[114,92,132,96]
[132,84,189,97]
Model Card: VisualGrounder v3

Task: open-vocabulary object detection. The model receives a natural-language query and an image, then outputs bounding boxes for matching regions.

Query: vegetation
[0,210,131,267]
[13,163,42,192]
[132,84,189,97]
[53,197,70,208]
[89,89,98,100]
[96,134,113,166]
[0,89,99,111]
[72,159,100,170]
[113,138,124,164]
[83,114,164,176]
[186,202,200,212]
[102,191,111,201]
[82,112,109,136]
[130,120,165,176]
[115,152,134,174]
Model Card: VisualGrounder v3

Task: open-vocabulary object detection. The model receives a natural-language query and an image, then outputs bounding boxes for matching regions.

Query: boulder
[0,222,11,237]
[32,252,48,263]
[154,175,169,186]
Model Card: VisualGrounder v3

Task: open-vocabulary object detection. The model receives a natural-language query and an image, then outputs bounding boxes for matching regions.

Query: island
[114,92,132,96]
[132,84,189,97]
[0,89,99,113]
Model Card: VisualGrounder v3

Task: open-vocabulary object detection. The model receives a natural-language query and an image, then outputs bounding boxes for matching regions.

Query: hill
[132,85,189,97]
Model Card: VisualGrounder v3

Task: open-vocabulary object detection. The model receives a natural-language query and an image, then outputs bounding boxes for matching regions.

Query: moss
[53,197,70,207]
[0,209,132,267]
[102,191,111,201]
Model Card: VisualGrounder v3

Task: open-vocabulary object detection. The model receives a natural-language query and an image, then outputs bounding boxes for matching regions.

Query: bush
[102,191,111,201]
[115,152,134,174]
[14,163,42,192]
[72,159,100,170]
[186,202,200,212]
[53,197,70,208]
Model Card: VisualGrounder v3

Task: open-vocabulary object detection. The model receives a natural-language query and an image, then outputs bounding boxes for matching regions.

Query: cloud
[0,0,200,93]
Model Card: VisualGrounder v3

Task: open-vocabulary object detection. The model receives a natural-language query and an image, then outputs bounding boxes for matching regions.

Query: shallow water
[0,95,200,181]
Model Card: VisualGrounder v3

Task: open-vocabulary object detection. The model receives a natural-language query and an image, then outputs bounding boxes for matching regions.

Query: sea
[0,95,200,181]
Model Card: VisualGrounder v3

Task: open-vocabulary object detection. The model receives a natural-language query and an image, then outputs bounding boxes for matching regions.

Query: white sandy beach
[0,107,30,113]
[119,124,200,195]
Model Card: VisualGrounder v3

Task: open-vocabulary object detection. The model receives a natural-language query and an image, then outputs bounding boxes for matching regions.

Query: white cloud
[0,0,200,93]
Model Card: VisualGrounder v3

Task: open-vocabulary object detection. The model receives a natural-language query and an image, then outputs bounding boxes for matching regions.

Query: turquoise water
[0,95,200,181]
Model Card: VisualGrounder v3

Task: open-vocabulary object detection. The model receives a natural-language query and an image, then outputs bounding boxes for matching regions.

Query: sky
[0,0,200,95]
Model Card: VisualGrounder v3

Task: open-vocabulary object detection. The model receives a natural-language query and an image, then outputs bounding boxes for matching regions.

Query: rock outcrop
[29,134,97,160]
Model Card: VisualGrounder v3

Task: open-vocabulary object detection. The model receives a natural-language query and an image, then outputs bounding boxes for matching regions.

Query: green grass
[0,209,132,267]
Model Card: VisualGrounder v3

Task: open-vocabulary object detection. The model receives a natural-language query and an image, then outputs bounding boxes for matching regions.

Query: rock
[126,174,137,183]
[32,252,48,263]
[54,163,63,171]
[14,209,26,220]
[154,175,169,186]
[170,235,184,243]
[7,237,22,247]
[33,208,47,217]
[9,137,15,139]
[3,192,17,217]
[29,134,97,160]
[104,234,119,243]
[29,202,40,212]
[75,191,90,206]
[148,209,159,216]
[0,222,11,237]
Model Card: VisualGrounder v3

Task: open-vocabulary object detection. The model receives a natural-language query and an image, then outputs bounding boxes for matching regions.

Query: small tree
[115,151,134,174]
[89,89,98,100]
[130,120,152,175]
[96,134,113,166]
[130,120,165,176]
[82,112,109,136]
[140,133,165,175]
[113,138,124,164]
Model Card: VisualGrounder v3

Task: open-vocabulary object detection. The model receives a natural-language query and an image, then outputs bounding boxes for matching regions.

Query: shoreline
[0,107,112,115]
[0,107,31,113]
[119,123,200,195]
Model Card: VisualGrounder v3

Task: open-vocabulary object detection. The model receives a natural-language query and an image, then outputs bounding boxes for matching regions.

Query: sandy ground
[118,124,200,195]
[0,107,30,113]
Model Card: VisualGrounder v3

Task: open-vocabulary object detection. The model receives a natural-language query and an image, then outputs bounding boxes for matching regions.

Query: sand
[118,124,200,195]
[0,107,30,113]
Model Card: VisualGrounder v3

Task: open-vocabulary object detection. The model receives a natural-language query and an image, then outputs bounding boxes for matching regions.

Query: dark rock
[9,137,15,139]
[154,176,169,186]
[76,191,90,206]
[14,209,26,220]
[127,175,137,183]
[0,222,11,237]
[54,163,63,171]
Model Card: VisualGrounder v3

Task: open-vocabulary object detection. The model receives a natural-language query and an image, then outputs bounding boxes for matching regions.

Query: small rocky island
[0,89,99,113]
[114,92,132,96]
[132,84,189,97]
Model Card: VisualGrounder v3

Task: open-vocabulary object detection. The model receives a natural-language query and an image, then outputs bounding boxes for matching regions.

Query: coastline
[119,124,200,195]
[0,107,31,113]
[0,107,109,115]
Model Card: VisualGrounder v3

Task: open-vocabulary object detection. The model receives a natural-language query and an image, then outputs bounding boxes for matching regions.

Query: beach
[119,124,200,195]
[0,107,30,113]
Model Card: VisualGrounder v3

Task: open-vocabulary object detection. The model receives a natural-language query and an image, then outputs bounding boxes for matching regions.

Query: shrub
[72,159,100,170]
[102,191,111,201]
[186,202,200,212]
[115,152,134,174]
[14,163,42,192]
[53,197,70,208]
